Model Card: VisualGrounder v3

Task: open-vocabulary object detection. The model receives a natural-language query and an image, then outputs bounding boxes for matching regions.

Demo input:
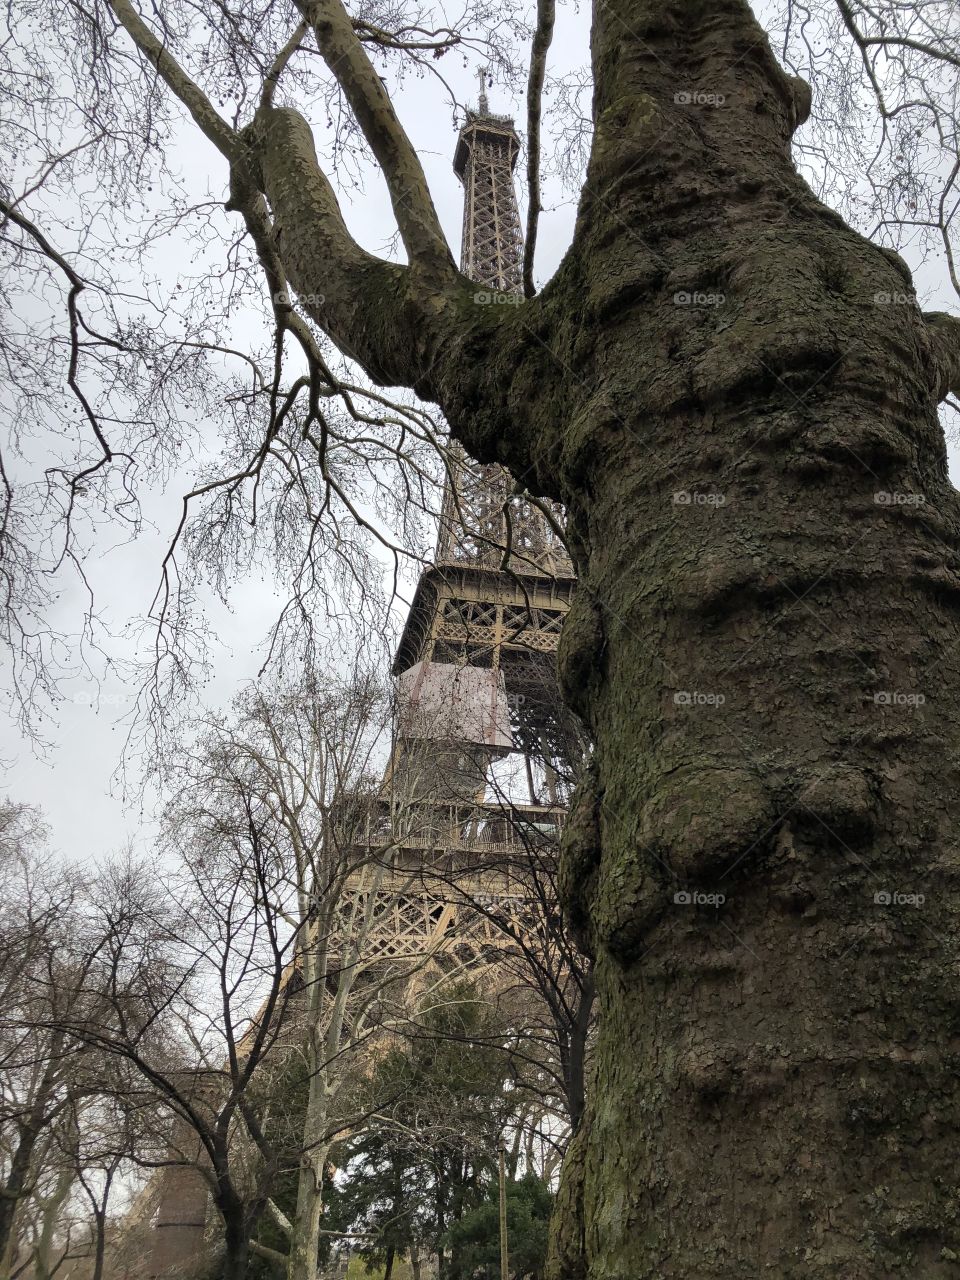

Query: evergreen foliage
[444,1173,553,1280]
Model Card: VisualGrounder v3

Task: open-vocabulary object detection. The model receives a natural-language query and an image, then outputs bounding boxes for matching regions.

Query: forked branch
[295,0,457,280]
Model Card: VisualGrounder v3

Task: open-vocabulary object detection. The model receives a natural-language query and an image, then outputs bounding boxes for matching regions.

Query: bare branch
[295,0,457,278]
[522,0,555,298]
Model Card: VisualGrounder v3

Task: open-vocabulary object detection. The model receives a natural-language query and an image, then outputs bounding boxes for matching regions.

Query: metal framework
[335,793,569,968]
[454,103,524,292]
[355,93,578,971]
[435,450,571,577]
[442,98,570,582]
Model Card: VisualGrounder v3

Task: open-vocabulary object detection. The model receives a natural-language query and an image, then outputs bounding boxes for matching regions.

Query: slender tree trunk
[287,1140,330,1280]
[383,1244,396,1280]
[36,1156,78,1280]
[410,1242,422,1280]
[434,1169,447,1280]
[86,1163,117,1280]
[565,969,594,1137]
[90,1206,107,1280]
[0,1126,40,1276]
[221,1214,250,1280]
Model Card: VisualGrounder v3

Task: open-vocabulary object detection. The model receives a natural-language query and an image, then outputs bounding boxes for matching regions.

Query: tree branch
[249,104,461,389]
[264,1197,293,1238]
[293,0,456,279]
[105,0,242,163]
[924,312,960,401]
[523,0,555,298]
[262,21,309,109]
[248,1239,289,1268]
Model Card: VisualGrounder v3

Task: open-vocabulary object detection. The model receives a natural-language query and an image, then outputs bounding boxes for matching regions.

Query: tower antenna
[477,64,489,114]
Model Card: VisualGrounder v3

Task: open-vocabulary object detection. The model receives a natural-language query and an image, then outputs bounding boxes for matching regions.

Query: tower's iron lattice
[367,92,577,970]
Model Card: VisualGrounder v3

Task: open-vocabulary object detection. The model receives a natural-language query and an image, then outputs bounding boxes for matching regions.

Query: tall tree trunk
[286,1185,321,1280]
[537,1,960,1275]
[87,1162,116,1280]
[221,1214,250,1280]
[212,1178,252,1280]
[383,1243,395,1280]
[90,1206,107,1280]
[287,1143,329,1280]
[251,0,960,1274]
[565,969,595,1136]
[0,1041,66,1276]
[434,1169,447,1280]
[34,1162,76,1280]
[0,1125,40,1276]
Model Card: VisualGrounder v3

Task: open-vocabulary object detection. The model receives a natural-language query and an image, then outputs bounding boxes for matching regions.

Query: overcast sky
[2,0,958,864]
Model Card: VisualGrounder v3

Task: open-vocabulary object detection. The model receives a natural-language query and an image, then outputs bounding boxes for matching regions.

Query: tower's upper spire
[477,65,489,115]
[434,84,572,579]
[453,90,521,288]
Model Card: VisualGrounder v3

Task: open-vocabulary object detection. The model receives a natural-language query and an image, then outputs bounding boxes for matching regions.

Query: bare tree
[0,805,90,1277]
[69,1097,139,1280]
[45,663,464,1280]
[0,808,151,1280]
[5,1089,139,1280]
[32,839,290,1280]
[5,0,960,1273]
[164,664,453,1280]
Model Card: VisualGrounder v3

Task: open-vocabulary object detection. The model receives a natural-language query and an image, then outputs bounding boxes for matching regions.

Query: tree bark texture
[0,1123,42,1276]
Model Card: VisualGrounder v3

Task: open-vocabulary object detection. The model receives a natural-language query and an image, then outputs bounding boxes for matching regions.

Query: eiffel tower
[141,88,577,1276]
[358,84,577,970]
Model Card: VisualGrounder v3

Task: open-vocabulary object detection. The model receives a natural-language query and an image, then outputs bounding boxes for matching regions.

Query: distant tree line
[0,663,590,1280]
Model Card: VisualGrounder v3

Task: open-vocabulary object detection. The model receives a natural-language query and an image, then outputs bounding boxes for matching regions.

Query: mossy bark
[536,3,960,1274]
[251,0,960,1274]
